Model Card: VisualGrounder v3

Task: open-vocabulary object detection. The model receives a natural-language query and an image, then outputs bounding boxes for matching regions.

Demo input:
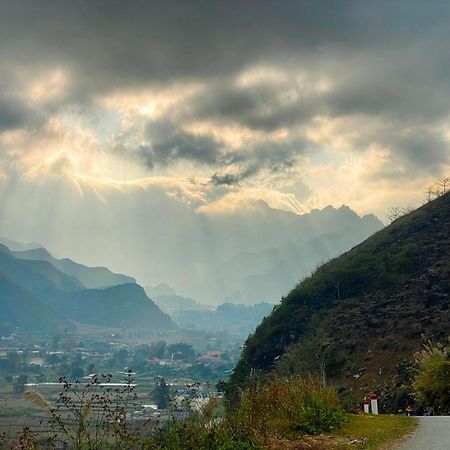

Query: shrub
[232,375,344,437]
[143,418,256,450]
[413,341,450,413]
[295,393,344,434]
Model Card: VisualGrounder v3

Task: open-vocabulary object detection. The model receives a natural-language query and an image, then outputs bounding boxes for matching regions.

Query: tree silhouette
[387,206,403,223]
[437,176,450,196]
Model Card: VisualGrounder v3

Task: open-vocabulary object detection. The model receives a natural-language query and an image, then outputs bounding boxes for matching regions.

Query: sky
[0,1,449,286]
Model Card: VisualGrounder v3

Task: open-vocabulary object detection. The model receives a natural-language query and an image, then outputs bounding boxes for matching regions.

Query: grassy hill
[53,283,176,330]
[228,192,450,407]
[0,274,72,334]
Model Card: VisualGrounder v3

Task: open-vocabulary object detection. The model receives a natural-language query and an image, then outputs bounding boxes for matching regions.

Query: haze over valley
[0,187,382,305]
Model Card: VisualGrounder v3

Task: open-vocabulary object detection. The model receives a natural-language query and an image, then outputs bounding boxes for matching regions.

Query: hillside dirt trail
[393,416,450,450]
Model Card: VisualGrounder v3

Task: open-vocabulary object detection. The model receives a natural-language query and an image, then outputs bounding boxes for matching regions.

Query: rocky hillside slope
[229,192,450,405]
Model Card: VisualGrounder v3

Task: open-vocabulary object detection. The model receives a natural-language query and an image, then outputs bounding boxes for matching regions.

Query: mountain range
[189,204,383,304]
[0,242,175,335]
[12,247,136,289]
[0,194,386,336]
[0,177,383,305]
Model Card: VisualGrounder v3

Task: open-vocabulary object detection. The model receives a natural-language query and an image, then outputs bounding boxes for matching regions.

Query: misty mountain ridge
[144,284,273,337]
[12,247,136,289]
[0,243,174,334]
[145,284,211,314]
[145,283,177,298]
[0,236,41,252]
[189,204,383,304]
[0,244,83,296]
[0,176,383,305]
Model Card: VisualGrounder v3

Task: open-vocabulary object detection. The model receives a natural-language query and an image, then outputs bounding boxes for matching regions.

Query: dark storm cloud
[211,172,247,186]
[1,0,450,176]
[210,138,309,185]
[0,78,35,132]
[123,119,307,181]
[324,48,450,123]
[383,129,450,171]
[127,121,223,168]
[0,96,28,131]
[1,0,448,91]
[190,80,323,131]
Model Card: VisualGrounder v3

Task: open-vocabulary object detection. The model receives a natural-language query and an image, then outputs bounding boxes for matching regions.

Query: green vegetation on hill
[0,274,71,334]
[228,192,450,409]
[53,283,176,330]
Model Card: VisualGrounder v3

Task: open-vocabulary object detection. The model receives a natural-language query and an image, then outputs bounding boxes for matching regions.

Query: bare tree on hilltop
[388,176,449,223]
[425,176,449,202]
[387,205,415,223]
[437,176,450,196]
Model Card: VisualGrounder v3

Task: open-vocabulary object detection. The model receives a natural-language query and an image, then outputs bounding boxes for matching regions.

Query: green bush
[218,440,256,450]
[232,375,344,437]
[413,342,450,414]
[295,393,344,434]
[143,419,256,450]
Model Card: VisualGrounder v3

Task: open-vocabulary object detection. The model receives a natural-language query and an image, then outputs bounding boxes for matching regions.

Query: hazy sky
[0,0,449,223]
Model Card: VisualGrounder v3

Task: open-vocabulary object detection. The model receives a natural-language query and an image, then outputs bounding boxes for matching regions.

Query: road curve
[394,416,450,450]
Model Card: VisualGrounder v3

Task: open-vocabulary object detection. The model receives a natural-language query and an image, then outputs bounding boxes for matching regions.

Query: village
[0,328,240,441]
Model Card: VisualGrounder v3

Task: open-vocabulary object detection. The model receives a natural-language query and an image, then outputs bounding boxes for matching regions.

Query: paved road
[394,416,450,450]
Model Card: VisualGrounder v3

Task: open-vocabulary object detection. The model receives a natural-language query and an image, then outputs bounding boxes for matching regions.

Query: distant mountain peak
[18,247,52,259]
[0,236,41,252]
[145,283,177,298]
[337,204,352,212]
[13,246,135,289]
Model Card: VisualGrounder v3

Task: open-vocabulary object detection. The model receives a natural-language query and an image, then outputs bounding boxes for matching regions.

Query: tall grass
[233,375,344,437]
[23,374,344,449]
[144,375,344,449]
